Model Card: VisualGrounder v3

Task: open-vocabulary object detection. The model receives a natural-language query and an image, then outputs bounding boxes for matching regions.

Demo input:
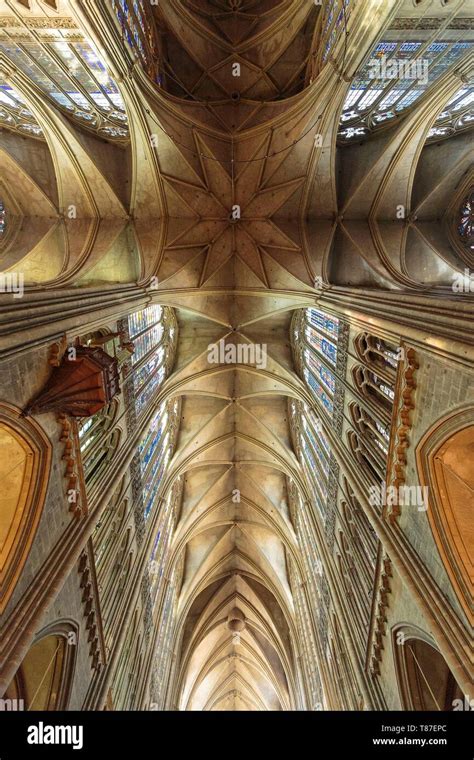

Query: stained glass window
[287,481,325,696]
[139,403,170,519]
[288,555,323,710]
[131,324,164,365]
[0,82,44,139]
[427,85,474,141]
[304,350,336,394]
[0,32,128,141]
[305,325,337,366]
[304,368,334,414]
[458,191,474,251]
[78,403,119,485]
[126,305,176,415]
[112,0,158,80]
[308,308,339,340]
[148,479,181,613]
[137,399,179,520]
[339,37,473,142]
[0,202,6,235]
[320,0,352,65]
[150,550,184,708]
[290,400,332,520]
[294,307,340,420]
[128,305,163,338]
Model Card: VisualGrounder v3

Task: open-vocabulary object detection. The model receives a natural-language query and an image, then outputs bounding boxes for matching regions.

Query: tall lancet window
[349,331,398,488]
[458,190,474,251]
[353,332,397,418]
[138,398,179,521]
[79,401,120,486]
[148,477,182,611]
[112,0,159,80]
[339,37,473,142]
[0,202,6,236]
[320,0,352,65]
[150,551,185,709]
[127,305,177,415]
[290,400,331,519]
[287,554,324,711]
[292,308,339,418]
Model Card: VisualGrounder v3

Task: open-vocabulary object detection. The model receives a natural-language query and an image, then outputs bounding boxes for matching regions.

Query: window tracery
[148,477,182,611]
[354,332,398,378]
[126,306,177,415]
[137,398,180,522]
[112,0,159,81]
[0,29,129,141]
[319,0,352,66]
[78,401,119,486]
[339,37,473,142]
[292,308,341,418]
[290,399,331,519]
[0,81,44,139]
[0,201,6,235]
[340,477,379,574]
[150,550,184,708]
[353,365,394,415]
[427,84,474,141]
[457,189,474,251]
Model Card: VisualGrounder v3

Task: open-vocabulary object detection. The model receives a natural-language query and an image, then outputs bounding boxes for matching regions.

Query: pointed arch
[3,620,78,710]
[416,408,474,626]
[392,624,463,711]
[0,404,51,613]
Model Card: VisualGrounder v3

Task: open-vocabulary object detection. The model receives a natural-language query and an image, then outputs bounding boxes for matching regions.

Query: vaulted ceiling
[0,0,472,710]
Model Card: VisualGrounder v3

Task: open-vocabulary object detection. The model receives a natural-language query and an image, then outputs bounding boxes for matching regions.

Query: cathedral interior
[0,0,472,714]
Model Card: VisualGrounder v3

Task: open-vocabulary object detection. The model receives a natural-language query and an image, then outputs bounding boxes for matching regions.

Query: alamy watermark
[452,268,474,294]
[369,482,428,511]
[452,694,474,711]
[0,698,24,711]
[368,54,429,86]
[207,338,267,370]
[0,272,24,299]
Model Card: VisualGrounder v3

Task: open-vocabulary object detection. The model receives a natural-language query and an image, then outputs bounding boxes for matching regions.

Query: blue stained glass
[339,38,474,141]
[304,370,334,414]
[138,404,168,456]
[0,202,6,236]
[135,365,166,414]
[140,423,165,471]
[113,0,153,74]
[321,1,352,63]
[305,326,337,366]
[303,421,329,478]
[143,431,170,495]
[143,446,170,519]
[305,350,336,395]
[133,347,164,392]
[307,308,339,339]
[128,304,162,338]
[458,191,474,250]
[131,324,164,364]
